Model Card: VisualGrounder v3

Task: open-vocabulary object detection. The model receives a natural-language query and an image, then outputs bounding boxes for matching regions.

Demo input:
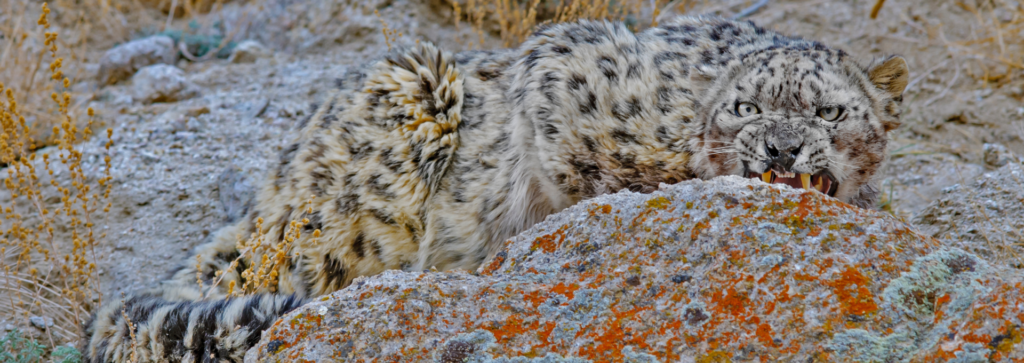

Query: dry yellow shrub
[375,9,405,51]
[203,197,319,298]
[0,2,113,346]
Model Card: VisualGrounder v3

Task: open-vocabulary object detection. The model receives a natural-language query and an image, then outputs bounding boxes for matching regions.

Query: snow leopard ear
[868,55,909,102]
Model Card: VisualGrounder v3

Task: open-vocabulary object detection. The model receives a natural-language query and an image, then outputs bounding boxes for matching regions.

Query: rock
[229,40,272,63]
[247,177,1024,362]
[914,161,1024,266]
[29,316,53,330]
[131,64,197,104]
[97,35,178,85]
[879,152,986,217]
[983,143,1018,168]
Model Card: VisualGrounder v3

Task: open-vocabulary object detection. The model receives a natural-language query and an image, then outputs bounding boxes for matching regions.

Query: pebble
[29,316,53,330]
[983,143,1018,167]
[229,40,272,64]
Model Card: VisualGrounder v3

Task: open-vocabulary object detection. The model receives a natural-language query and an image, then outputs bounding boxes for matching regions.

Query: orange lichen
[824,265,878,316]
[590,203,614,216]
[691,221,710,240]
[714,284,749,318]
[531,226,567,253]
[550,281,579,300]
[480,251,506,275]
[754,322,775,348]
[578,305,655,360]
[933,293,952,323]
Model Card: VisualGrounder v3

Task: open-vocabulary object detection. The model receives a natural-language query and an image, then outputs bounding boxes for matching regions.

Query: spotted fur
[82,16,908,362]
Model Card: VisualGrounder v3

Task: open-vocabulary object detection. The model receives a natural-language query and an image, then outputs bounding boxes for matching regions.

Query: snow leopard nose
[765,134,803,171]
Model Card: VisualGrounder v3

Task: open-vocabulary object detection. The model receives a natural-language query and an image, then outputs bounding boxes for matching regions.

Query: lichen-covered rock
[914,160,1024,266]
[247,176,1024,362]
[97,35,178,85]
[131,64,197,104]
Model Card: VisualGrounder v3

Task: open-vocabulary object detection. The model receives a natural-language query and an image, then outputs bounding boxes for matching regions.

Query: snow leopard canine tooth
[762,171,772,183]
[800,174,811,191]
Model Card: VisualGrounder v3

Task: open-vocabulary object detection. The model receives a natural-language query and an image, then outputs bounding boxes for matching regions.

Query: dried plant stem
[870,0,885,19]
[120,303,139,363]
[731,0,769,20]
[165,0,178,31]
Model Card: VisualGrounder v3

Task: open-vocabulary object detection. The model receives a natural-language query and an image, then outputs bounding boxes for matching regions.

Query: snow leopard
[81,15,908,362]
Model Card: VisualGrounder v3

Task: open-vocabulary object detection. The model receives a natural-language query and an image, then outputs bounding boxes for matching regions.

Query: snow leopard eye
[735,102,760,117]
[817,106,843,121]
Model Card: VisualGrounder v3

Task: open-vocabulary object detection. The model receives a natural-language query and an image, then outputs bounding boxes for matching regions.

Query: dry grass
[0,0,252,350]
[949,0,1024,87]
[449,0,698,49]
[899,1,1024,90]
[0,2,113,348]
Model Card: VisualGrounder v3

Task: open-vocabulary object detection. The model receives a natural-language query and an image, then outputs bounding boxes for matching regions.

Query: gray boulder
[246,176,1024,362]
[131,64,197,104]
[97,35,178,85]
[914,160,1024,266]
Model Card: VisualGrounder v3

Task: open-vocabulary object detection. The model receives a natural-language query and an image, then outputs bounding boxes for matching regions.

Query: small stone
[98,35,178,85]
[229,40,271,64]
[3,324,15,332]
[670,274,691,284]
[29,316,53,330]
[983,143,1017,167]
[132,64,197,104]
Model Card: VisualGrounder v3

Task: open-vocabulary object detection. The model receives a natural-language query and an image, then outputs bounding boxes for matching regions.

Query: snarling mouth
[747,169,838,196]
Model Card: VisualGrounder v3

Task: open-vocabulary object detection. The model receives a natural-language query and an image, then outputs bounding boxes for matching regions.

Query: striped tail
[80,293,307,363]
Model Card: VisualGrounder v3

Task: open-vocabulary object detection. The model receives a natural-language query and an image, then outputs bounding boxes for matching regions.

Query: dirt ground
[3,0,1022,334]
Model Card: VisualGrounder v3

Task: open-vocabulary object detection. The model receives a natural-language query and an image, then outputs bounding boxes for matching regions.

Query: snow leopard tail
[80,292,306,363]
[80,219,307,363]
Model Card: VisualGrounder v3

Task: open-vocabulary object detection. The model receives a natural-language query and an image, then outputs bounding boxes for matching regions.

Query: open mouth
[746,169,838,196]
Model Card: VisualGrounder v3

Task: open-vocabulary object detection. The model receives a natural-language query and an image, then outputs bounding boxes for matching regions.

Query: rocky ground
[2,0,1024,352]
